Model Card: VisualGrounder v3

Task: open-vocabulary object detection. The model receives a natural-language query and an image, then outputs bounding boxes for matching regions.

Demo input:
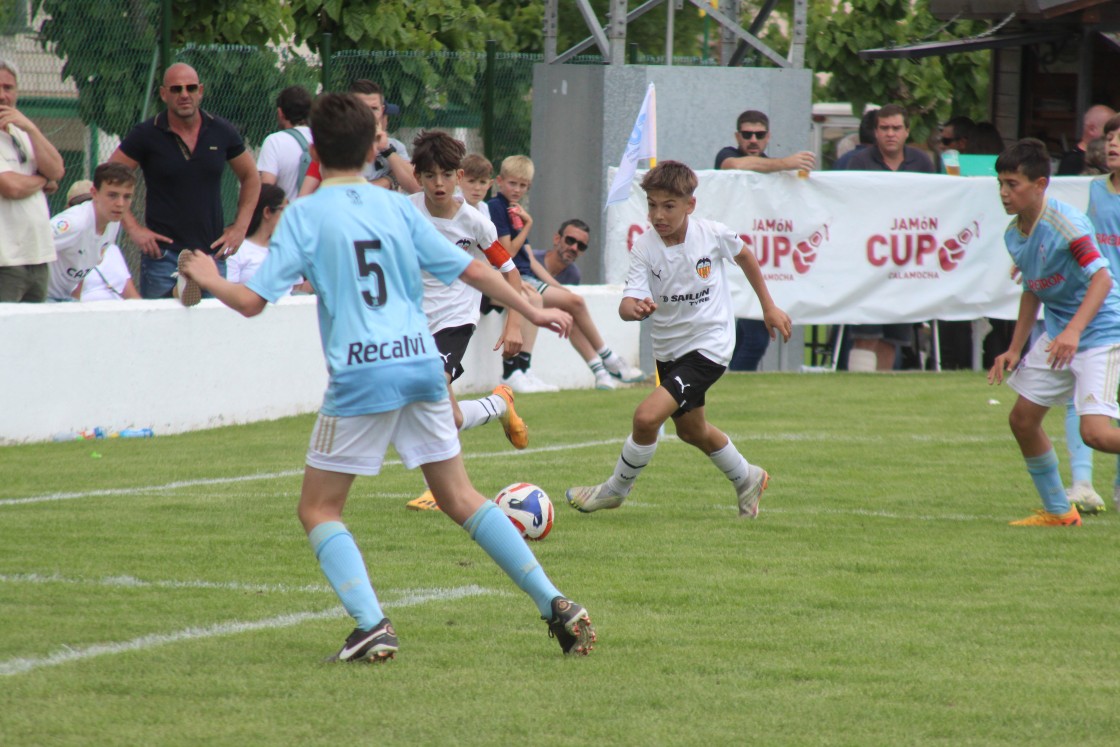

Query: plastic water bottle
[119,428,154,438]
[508,207,524,231]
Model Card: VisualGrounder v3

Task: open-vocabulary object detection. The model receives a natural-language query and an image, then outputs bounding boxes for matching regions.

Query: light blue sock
[1065,402,1093,484]
[463,501,560,617]
[1025,449,1069,514]
[308,521,384,630]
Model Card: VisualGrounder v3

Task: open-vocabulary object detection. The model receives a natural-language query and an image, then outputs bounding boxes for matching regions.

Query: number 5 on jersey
[354,240,386,307]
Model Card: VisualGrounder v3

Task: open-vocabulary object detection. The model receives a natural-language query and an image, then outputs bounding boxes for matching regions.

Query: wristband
[378,146,396,160]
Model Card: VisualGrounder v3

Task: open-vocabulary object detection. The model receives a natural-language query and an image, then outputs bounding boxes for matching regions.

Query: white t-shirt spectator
[0,125,54,267]
[257,125,313,202]
[80,244,131,301]
[226,238,269,285]
[47,201,120,300]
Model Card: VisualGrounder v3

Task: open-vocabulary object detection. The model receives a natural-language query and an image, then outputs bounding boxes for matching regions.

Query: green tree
[805,0,990,144]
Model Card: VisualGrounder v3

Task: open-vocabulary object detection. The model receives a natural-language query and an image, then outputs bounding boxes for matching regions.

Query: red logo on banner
[742,220,828,279]
[937,221,980,271]
[627,224,645,252]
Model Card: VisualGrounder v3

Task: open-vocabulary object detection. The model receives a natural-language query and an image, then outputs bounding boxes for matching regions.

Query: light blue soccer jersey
[247,177,472,416]
[1004,196,1120,349]
[1088,176,1120,272]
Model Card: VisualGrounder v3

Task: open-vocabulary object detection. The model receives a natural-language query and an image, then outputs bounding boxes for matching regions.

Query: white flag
[605,83,656,207]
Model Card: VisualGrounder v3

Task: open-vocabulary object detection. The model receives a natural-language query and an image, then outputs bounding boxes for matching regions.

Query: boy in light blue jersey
[180,93,596,660]
[989,138,1120,527]
[1059,114,1120,513]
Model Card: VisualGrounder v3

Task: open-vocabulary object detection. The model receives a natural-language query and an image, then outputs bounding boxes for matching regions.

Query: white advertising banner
[604,170,1094,323]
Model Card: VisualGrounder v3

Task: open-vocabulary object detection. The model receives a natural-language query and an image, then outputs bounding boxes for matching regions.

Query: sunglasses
[167,84,200,94]
[939,137,958,146]
[562,235,588,252]
[10,135,27,165]
[738,130,768,140]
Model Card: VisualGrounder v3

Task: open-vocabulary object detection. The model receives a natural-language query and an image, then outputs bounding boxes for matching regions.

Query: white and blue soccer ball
[495,482,554,541]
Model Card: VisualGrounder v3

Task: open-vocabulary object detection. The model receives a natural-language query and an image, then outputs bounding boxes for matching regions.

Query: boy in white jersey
[404,131,528,511]
[46,162,134,301]
[988,138,1120,526]
[566,161,792,517]
[179,93,595,661]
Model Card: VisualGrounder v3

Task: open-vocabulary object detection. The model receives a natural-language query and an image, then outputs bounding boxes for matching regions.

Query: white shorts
[1008,333,1120,417]
[306,399,461,476]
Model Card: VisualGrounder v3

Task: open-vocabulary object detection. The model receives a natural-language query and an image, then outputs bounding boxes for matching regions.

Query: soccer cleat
[327,618,399,663]
[565,483,625,513]
[736,464,769,519]
[607,358,647,383]
[1067,481,1105,515]
[594,371,618,390]
[175,250,202,307]
[492,384,528,449]
[543,597,596,655]
[406,489,441,511]
[1009,507,1082,526]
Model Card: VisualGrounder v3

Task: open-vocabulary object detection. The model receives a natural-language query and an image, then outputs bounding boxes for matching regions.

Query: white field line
[0,584,497,677]
[0,432,1007,508]
[0,572,333,595]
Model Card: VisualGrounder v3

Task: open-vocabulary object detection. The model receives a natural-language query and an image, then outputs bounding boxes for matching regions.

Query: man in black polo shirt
[842,103,934,371]
[110,63,260,299]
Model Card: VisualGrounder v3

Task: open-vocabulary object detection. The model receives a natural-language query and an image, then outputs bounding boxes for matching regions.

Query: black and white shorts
[656,351,727,417]
[433,324,476,382]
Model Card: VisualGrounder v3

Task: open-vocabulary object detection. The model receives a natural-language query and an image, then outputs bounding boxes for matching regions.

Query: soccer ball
[495,482,554,540]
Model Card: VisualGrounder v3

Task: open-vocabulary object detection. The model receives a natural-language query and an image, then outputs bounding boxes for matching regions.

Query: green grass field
[3,372,1120,746]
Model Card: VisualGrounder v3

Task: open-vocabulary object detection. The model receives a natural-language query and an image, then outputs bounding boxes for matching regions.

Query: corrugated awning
[859,29,1071,59]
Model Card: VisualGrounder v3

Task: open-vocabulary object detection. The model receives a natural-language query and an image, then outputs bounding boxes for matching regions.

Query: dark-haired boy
[566,161,792,518]
[404,130,529,511]
[988,138,1120,526]
[180,94,595,660]
[47,162,135,301]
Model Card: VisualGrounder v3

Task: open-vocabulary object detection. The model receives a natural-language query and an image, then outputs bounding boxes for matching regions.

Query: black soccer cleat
[544,597,596,655]
[327,617,399,663]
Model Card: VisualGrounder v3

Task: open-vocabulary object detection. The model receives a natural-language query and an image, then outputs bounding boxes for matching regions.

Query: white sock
[587,358,607,375]
[605,435,659,496]
[459,394,506,431]
[709,438,750,488]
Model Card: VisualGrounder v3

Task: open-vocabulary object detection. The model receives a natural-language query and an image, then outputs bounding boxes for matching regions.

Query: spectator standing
[109,63,260,299]
[534,219,590,286]
[715,110,813,371]
[938,115,975,157]
[842,103,934,371]
[257,86,313,202]
[1057,104,1115,176]
[46,162,134,301]
[298,80,420,196]
[0,59,65,302]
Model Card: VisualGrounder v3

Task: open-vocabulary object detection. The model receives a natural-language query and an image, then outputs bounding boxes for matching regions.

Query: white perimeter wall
[0,286,638,444]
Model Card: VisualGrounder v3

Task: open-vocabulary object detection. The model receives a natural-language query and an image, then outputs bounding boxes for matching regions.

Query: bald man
[1057,104,1116,176]
[110,63,260,299]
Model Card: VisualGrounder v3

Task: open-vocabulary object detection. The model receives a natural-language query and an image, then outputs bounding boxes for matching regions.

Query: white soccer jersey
[408,192,514,332]
[624,217,744,365]
[47,201,120,300]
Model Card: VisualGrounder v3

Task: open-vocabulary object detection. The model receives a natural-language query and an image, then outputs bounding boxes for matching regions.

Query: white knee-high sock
[709,438,751,489]
[459,393,507,431]
[605,435,659,496]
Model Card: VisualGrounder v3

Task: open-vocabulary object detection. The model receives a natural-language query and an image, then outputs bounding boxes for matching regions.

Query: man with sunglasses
[109,63,260,301]
[938,116,974,157]
[714,110,815,173]
[0,59,65,303]
[535,219,590,286]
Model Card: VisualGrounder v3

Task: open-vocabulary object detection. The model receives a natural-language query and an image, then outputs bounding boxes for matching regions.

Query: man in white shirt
[47,163,135,301]
[257,85,313,202]
[0,59,65,302]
